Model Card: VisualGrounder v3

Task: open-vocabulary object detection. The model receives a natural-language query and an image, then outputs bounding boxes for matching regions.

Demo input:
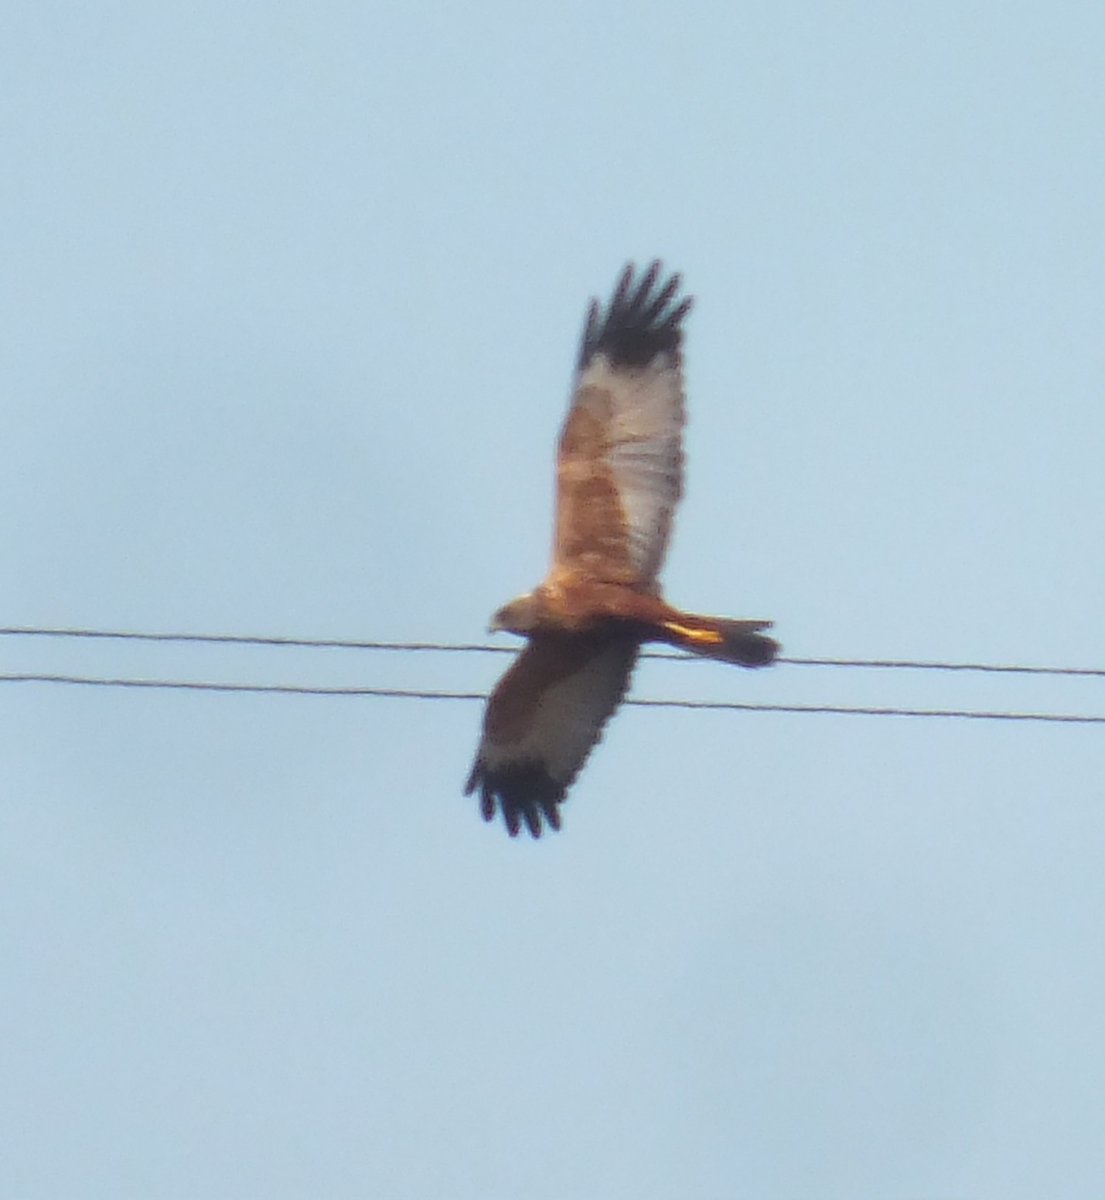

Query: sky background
[2,2,1105,1196]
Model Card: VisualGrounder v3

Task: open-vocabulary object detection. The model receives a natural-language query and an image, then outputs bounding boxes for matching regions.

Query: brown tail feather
[659,615,779,668]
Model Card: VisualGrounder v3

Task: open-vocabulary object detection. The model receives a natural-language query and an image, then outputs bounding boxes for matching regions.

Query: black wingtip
[466,761,566,839]
[578,260,693,371]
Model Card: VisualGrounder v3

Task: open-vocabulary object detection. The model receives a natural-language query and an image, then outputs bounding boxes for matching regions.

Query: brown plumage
[465,262,778,837]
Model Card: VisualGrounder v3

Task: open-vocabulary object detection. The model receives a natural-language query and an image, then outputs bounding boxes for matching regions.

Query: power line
[0,674,477,700]
[2,626,1104,679]
[0,625,434,653]
[2,672,1103,726]
[781,656,1105,678]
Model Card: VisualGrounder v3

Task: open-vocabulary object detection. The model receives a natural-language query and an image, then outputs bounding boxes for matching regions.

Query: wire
[4,625,1102,723]
[2,672,1103,725]
[2,626,1104,679]
[780,656,1105,678]
[0,625,448,653]
[0,674,479,700]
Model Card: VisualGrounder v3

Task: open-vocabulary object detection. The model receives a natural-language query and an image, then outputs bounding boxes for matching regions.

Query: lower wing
[465,633,639,837]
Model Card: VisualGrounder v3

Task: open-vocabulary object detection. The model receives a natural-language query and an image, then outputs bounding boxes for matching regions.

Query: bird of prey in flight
[466,262,778,837]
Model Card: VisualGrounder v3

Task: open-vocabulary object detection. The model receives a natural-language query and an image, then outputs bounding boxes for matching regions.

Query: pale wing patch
[480,637,636,780]
[556,352,684,585]
[466,636,639,837]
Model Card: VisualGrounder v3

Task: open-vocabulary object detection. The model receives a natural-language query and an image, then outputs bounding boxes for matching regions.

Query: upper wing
[554,262,692,588]
[464,633,639,837]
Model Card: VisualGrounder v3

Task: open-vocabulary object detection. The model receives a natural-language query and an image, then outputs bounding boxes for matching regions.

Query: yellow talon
[664,622,723,646]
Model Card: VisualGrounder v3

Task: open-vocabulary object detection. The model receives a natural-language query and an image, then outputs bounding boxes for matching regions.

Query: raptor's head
[488,591,542,636]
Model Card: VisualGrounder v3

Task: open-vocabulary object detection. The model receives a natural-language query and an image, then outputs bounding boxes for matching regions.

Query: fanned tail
[659,615,779,667]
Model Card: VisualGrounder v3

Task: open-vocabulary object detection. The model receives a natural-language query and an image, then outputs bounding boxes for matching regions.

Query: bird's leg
[660,620,724,647]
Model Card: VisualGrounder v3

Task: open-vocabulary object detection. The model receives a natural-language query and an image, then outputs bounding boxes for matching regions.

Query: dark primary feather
[464,760,564,839]
[578,260,693,370]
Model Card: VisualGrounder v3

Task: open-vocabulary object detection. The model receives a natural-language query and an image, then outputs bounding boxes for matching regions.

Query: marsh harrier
[465,262,778,837]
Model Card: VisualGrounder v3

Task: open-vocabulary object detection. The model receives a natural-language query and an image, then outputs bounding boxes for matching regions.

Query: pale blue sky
[3,2,1105,1196]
